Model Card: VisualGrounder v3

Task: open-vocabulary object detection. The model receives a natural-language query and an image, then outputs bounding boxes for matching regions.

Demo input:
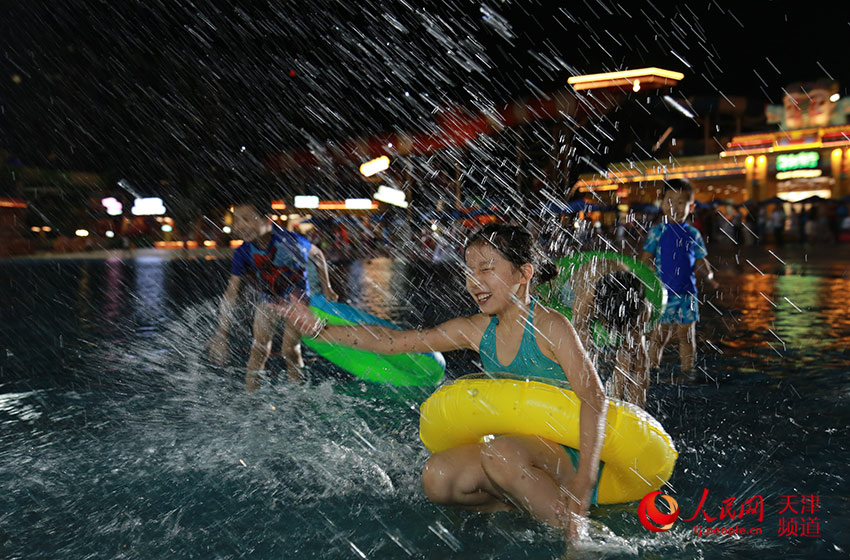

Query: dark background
[1,0,848,181]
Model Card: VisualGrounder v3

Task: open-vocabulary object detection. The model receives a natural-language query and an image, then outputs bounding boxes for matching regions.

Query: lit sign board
[776,151,819,172]
[101,197,123,216]
[316,200,379,210]
[776,169,823,181]
[360,156,390,177]
[0,198,27,209]
[567,67,684,91]
[131,197,166,216]
[373,185,408,208]
[294,195,320,209]
[344,198,375,209]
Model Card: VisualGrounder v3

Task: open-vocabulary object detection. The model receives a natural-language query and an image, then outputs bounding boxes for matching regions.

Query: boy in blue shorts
[641,180,719,374]
[209,200,337,391]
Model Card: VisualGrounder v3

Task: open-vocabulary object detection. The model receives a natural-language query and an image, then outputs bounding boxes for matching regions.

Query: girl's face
[464,242,530,313]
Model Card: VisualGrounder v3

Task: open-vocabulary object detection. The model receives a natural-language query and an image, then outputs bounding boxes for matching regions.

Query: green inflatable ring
[301,295,446,387]
[538,251,667,346]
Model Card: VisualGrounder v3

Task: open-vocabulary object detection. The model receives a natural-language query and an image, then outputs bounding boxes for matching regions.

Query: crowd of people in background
[27,197,850,258]
[293,199,850,267]
[696,201,850,246]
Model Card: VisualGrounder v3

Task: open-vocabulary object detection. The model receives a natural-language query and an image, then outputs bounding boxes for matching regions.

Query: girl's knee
[422,455,455,504]
[481,439,529,483]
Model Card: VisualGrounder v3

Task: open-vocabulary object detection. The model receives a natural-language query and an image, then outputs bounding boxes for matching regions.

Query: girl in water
[278,224,606,538]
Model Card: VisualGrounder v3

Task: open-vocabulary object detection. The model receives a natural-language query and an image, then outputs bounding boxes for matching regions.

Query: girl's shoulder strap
[523,299,540,337]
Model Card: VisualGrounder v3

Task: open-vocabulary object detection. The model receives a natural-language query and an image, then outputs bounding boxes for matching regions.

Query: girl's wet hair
[593,271,647,332]
[465,224,558,284]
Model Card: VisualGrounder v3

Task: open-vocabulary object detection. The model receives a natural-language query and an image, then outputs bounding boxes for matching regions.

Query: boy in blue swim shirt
[641,180,719,374]
[209,201,337,391]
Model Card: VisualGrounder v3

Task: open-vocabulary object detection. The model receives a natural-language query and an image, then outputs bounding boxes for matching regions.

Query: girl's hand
[560,476,593,540]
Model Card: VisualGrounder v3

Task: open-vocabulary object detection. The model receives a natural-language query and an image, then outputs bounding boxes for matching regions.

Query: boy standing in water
[641,180,718,375]
[209,200,337,391]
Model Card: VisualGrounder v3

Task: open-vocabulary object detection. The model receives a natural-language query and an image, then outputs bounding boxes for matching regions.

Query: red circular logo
[638,491,679,532]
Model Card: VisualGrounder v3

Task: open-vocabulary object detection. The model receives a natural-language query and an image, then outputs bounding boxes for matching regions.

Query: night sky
[1,0,848,181]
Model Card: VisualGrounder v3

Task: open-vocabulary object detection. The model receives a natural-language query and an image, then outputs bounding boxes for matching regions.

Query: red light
[289,70,295,77]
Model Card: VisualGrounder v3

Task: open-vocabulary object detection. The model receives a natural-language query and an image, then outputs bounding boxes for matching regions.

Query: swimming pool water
[1,248,848,559]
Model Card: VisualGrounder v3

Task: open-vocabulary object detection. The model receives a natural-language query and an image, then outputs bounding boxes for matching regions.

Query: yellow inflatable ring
[419,374,678,504]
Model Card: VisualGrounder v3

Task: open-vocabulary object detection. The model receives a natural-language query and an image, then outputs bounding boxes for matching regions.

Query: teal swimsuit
[479,299,602,505]
[479,299,566,381]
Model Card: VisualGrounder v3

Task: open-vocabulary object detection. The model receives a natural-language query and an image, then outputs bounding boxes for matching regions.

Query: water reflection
[1,253,849,558]
[718,271,850,356]
[101,258,127,339]
[817,277,850,347]
[774,275,823,348]
[133,257,167,332]
[74,263,92,330]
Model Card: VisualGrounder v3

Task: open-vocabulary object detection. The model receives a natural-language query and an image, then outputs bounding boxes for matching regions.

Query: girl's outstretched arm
[276,297,483,355]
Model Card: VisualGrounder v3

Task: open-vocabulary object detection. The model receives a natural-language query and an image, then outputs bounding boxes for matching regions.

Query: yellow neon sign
[359,156,390,177]
[568,67,684,91]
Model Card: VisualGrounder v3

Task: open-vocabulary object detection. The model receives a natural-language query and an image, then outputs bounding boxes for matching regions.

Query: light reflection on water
[719,272,850,353]
[0,251,848,559]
